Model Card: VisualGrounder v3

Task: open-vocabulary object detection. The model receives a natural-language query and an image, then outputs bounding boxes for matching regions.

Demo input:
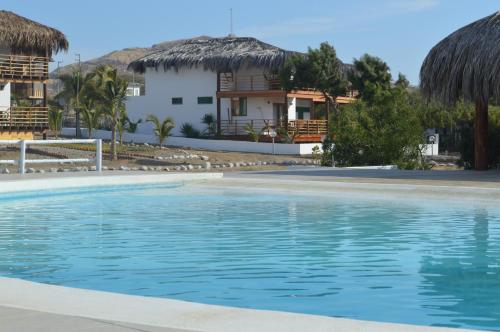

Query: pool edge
[0,277,475,332]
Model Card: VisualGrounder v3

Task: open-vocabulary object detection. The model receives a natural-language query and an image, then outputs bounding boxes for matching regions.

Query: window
[231,97,247,116]
[197,96,213,104]
[172,97,183,105]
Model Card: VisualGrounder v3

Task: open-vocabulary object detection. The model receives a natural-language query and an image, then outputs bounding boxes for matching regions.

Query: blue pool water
[0,183,499,330]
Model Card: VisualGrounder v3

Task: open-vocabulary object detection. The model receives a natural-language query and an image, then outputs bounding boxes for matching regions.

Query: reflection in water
[420,209,500,330]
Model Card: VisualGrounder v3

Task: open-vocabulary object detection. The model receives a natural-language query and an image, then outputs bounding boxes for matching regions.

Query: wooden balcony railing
[288,120,328,135]
[0,54,49,81]
[0,107,49,130]
[220,119,328,137]
[220,74,281,92]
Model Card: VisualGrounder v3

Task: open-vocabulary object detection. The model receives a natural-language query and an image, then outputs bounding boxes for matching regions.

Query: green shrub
[324,88,425,167]
[180,123,201,138]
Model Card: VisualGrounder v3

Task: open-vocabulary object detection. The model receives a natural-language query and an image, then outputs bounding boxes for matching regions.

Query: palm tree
[56,70,92,137]
[48,107,63,138]
[80,98,101,139]
[126,117,142,133]
[201,113,216,136]
[116,109,128,144]
[93,66,128,160]
[146,114,175,147]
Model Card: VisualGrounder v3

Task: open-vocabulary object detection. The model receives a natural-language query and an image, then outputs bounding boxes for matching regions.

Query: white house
[126,37,355,143]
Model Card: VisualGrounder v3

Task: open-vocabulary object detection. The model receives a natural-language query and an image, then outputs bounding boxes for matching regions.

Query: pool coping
[0,172,223,194]
[0,277,475,332]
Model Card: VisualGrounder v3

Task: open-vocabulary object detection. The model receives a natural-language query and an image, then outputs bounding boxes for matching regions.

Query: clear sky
[4,0,499,84]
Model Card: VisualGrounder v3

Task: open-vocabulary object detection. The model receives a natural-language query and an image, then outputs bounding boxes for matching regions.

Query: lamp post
[265,128,278,155]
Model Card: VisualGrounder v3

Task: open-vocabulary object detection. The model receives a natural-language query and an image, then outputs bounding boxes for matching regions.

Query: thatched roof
[128,37,298,73]
[0,10,68,56]
[420,11,500,105]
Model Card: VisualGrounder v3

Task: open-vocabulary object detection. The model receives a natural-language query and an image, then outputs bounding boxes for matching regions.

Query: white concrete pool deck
[1,169,496,331]
[0,277,476,332]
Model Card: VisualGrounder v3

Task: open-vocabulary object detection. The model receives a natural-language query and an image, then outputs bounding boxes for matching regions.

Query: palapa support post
[474,100,489,170]
[216,72,221,136]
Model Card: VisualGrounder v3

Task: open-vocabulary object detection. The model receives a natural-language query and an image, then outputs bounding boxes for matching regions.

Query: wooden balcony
[0,54,49,82]
[0,107,49,131]
[220,119,327,142]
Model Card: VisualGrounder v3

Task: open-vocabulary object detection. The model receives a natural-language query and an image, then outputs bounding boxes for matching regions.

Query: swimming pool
[0,182,499,331]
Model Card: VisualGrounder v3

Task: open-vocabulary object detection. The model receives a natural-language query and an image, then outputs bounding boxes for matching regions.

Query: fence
[0,139,102,174]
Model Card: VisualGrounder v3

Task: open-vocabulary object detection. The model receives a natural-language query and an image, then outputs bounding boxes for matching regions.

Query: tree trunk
[474,100,488,170]
[111,107,118,161]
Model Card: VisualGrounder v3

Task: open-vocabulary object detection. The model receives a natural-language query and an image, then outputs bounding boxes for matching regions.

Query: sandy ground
[0,142,318,173]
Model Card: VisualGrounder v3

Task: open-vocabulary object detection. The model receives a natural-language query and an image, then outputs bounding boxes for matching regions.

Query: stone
[157,156,164,160]
[119,165,129,171]
[102,166,109,171]
[204,162,211,170]
[26,168,35,174]
[196,165,202,170]
[49,168,58,173]
[180,165,188,171]
[200,155,210,161]
[187,164,194,170]
[1,168,10,174]
[82,167,89,172]
[174,166,181,171]
[90,166,97,171]
[235,162,241,167]
[228,163,234,168]
[38,169,45,174]
[139,166,148,171]
[164,167,170,172]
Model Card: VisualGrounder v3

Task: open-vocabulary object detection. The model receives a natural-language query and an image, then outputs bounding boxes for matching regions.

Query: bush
[324,88,426,167]
[202,113,217,136]
[180,123,201,138]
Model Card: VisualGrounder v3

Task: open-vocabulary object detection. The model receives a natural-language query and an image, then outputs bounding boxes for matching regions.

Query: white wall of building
[0,83,10,110]
[126,67,218,136]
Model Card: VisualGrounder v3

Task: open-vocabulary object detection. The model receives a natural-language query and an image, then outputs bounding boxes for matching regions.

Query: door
[273,103,285,127]
[296,107,310,120]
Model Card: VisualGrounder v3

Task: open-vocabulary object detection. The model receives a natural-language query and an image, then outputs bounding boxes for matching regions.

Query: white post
[96,139,102,172]
[272,137,275,155]
[19,140,26,174]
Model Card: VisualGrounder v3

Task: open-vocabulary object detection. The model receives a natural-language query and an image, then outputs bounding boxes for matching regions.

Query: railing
[288,120,328,135]
[0,106,48,130]
[0,54,49,81]
[221,119,280,136]
[220,74,282,92]
[220,119,328,136]
[0,139,102,174]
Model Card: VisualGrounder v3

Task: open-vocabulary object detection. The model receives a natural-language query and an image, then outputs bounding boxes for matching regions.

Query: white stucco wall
[126,67,218,136]
[0,83,10,110]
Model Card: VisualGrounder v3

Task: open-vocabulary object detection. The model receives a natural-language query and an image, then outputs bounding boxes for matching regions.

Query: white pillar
[96,139,102,172]
[19,140,26,174]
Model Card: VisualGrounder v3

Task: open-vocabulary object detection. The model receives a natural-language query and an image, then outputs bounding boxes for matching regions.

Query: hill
[49,36,212,95]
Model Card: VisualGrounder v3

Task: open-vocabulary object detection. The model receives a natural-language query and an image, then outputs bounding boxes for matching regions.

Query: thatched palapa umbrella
[0,10,68,56]
[420,12,500,170]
